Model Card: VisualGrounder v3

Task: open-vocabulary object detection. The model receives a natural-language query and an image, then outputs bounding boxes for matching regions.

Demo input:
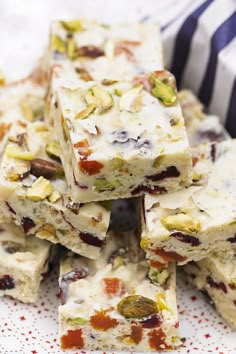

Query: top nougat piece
[53,71,192,202]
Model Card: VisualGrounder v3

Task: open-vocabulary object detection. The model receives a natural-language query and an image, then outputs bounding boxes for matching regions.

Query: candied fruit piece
[90,310,118,331]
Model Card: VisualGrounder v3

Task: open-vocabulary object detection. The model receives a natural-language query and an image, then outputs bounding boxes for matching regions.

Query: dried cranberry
[210,143,216,162]
[234,300,236,307]
[140,314,162,328]
[227,235,236,243]
[170,232,200,246]
[60,268,88,305]
[206,276,227,293]
[131,184,166,195]
[135,138,152,149]
[0,275,15,290]
[5,202,16,215]
[146,166,180,182]
[21,217,35,234]
[79,232,105,247]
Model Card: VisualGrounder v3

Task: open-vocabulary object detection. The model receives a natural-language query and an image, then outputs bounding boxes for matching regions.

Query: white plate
[0,1,235,353]
[0,269,235,354]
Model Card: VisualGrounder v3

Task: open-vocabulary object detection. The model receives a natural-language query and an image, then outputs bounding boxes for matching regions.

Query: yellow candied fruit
[156,293,170,312]
[140,237,150,250]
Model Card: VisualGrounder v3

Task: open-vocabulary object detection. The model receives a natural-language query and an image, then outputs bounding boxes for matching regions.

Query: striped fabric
[161,0,236,137]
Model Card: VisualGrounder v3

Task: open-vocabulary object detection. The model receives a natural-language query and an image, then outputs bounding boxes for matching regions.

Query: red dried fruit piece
[170,232,200,246]
[79,159,104,175]
[149,259,166,268]
[74,139,92,157]
[61,329,84,349]
[103,278,126,298]
[146,166,180,182]
[206,276,227,294]
[90,311,118,331]
[130,323,143,344]
[131,185,166,196]
[140,314,162,329]
[79,232,105,247]
[154,248,187,263]
[0,275,15,290]
[148,328,172,351]
[21,217,35,234]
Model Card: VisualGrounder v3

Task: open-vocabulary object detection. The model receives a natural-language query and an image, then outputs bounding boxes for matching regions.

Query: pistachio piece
[102,79,118,86]
[67,317,87,325]
[48,190,61,203]
[153,155,165,168]
[75,104,96,120]
[94,178,122,192]
[114,88,123,97]
[60,20,83,32]
[30,158,64,180]
[20,102,34,122]
[150,74,177,106]
[161,213,201,233]
[117,295,158,319]
[5,145,34,161]
[67,37,78,60]
[149,268,169,286]
[110,157,126,169]
[86,85,113,113]
[45,141,61,161]
[75,67,93,82]
[119,85,143,112]
[231,278,236,289]
[26,176,53,201]
[51,35,66,53]
[36,224,56,239]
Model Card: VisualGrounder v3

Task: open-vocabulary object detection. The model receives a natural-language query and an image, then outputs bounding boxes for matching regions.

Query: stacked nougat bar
[46,19,194,350]
[141,89,236,329]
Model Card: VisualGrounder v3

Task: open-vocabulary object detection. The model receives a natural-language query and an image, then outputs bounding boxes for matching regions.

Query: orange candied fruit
[74,138,92,157]
[130,323,143,344]
[154,248,187,263]
[103,277,126,298]
[148,328,172,351]
[61,329,84,349]
[90,310,118,331]
[79,159,104,176]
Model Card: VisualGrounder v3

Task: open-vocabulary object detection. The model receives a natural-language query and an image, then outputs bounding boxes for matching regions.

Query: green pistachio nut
[26,176,53,202]
[161,213,201,233]
[60,20,83,33]
[94,178,122,192]
[151,74,177,106]
[117,295,158,319]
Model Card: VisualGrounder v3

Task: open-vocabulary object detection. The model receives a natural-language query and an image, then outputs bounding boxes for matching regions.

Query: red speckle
[31,351,38,354]
[20,316,26,321]
[174,322,179,328]
[204,333,211,338]
[191,296,197,301]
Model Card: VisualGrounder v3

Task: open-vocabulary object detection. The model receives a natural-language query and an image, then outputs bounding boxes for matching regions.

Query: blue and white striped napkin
[161,0,236,137]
